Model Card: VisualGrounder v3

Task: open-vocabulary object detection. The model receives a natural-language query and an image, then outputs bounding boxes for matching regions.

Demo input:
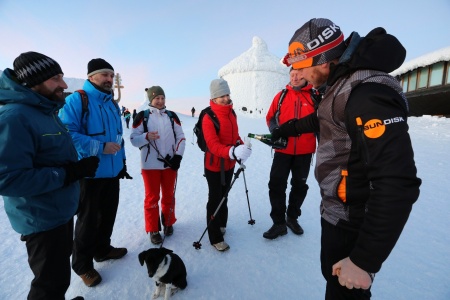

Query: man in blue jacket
[59,58,132,287]
[0,51,99,300]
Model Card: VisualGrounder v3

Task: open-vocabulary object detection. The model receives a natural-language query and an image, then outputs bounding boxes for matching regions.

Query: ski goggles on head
[283,33,344,69]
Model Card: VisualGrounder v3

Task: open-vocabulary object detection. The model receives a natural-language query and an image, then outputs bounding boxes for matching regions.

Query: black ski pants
[21,219,73,300]
[205,167,234,245]
[321,218,372,300]
[268,152,312,224]
[72,177,120,275]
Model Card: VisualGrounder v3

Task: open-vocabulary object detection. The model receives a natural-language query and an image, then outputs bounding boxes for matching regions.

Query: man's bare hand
[332,257,372,290]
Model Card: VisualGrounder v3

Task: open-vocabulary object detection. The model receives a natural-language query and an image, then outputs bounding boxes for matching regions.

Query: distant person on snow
[130,86,186,245]
[132,108,137,121]
[202,78,252,252]
[123,108,131,129]
[0,51,99,299]
[191,106,196,117]
[263,68,317,240]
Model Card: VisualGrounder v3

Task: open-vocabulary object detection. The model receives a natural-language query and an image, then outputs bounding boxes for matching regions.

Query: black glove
[118,159,133,179]
[157,154,172,168]
[168,155,182,171]
[63,156,100,186]
[278,118,299,137]
[271,127,281,141]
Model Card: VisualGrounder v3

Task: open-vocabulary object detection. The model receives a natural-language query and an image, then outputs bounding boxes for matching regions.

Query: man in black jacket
[273,18,421,299]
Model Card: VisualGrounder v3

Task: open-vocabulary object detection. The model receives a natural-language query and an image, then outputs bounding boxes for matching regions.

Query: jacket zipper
[356,117,369,164]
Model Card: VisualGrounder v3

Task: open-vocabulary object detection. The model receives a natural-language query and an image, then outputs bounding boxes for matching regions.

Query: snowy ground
[1,113,449,300]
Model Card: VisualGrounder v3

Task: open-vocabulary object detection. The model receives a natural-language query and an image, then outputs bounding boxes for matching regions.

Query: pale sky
[1,0,449,114]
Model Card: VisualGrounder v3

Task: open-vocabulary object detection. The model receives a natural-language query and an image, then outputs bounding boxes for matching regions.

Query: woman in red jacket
[203,78,251,251]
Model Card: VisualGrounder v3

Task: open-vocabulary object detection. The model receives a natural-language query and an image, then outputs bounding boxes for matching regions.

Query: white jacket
[130,106,185,170]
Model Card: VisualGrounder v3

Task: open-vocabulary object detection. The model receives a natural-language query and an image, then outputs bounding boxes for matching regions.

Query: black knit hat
[13,51,63,87]
[87,58,114,77]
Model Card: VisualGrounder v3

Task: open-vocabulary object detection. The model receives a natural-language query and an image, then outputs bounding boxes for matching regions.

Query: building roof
[391,46,450,76]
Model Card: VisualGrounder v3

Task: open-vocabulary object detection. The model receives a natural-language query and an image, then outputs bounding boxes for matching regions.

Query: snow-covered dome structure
[218,36,289,118]
[64,77,84,93]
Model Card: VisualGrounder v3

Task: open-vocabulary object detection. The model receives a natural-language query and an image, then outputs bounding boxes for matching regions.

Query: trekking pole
[193,165,245,250]
[240,165,255,225]
[149,141,173,168]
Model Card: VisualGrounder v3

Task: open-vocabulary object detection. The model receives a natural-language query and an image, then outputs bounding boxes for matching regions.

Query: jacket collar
[0,68,63,114]
[210,99,233,116]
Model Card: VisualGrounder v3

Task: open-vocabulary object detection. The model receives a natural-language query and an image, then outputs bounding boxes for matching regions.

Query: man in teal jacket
[59,58,132,287]
[0,52,99,300]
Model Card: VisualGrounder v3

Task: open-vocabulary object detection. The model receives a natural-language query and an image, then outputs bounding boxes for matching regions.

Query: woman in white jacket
[130,86,185,244]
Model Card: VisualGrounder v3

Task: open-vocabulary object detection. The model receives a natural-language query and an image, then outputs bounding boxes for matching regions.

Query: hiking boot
[263,224,287,240]
[213,241,230,252]
[164,226,174,236]
[220,227,226,235]
[80,269,102,287]
[94,247,128,262]
[150,231,163,244]
[286,217,304,235]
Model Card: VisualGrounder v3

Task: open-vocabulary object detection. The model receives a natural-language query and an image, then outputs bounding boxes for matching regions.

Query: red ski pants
[141,169,177,232]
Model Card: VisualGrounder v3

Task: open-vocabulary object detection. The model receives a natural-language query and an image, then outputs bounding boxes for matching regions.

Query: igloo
[219,36,289,118]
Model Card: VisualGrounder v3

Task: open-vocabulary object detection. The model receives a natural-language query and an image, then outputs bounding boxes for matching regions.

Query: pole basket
[193,241,202,250]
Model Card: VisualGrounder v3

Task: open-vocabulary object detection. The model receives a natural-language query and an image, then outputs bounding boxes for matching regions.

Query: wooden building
[391,47,450,117]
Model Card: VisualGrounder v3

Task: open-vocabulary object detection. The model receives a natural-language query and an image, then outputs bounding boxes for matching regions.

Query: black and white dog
[138,247,187,299]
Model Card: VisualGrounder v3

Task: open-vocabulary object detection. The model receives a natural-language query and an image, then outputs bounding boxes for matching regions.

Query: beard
[100,81,113,91]
[48,87,66,103]
[309,67,328,88]
[34,84,66,103]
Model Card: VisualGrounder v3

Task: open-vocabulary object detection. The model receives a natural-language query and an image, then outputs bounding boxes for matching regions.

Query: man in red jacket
[263,68,317,239]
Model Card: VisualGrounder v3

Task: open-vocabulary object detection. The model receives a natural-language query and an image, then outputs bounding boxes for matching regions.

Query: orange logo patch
[362,117,405,138]
[363,119,385,138]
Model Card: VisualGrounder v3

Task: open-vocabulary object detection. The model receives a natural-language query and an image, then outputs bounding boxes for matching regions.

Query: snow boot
[164,226,174,236]
[263,223,287,239]
[80,269,102,287]
[286,217,304,235]
[213,241,230,251]
[94,246,127,262]
[150,232,163,244]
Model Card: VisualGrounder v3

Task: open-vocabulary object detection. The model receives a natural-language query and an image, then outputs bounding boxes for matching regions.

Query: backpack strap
[142,109,150,133]
[204,109,220,133]
[76,90,89,134]
[274,89,288,126]
[166,110,180,141]
[139,109,150,151]
[142,109,179,140]
[204,108,230,185]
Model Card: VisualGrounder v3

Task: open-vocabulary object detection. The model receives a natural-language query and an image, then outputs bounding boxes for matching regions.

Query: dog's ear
[138,251,147,266]
[160,247,173,255]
